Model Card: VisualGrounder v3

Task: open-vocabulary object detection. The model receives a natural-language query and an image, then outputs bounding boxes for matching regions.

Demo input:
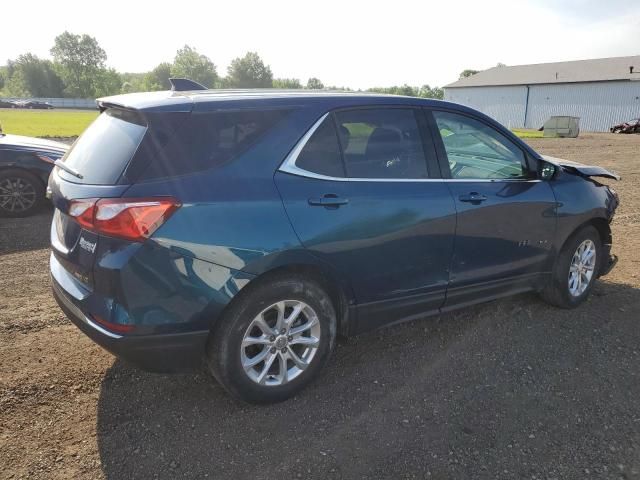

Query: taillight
[68,197,180,242]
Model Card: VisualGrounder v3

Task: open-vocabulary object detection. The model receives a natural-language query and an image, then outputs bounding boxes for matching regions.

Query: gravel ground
[1,133,639,479]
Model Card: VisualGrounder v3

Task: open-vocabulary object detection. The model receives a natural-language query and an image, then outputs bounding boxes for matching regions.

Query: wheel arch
[214,260,356,338]
[556,216,612,275]
[561,217,611,249]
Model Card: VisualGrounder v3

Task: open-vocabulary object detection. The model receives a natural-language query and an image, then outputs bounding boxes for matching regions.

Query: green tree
[142,62,172,91]
[226,52,273,88]
[4,54,64,97]
[94,68,122,97]
[306,77,324,89]
[459,69,479,79]
[171,45,217,88]
[418,84,444,99]
[272,77,302,89]
[367,84,443,99]
[120,72,146,93]
[0,66,6,91]
[368,85,417,96]
[51,31,107,97]
[5,70,30,97]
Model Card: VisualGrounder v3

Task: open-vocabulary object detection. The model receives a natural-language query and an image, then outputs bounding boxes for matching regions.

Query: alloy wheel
[0,177,37,213]
[241,300,321,386]
[568,239,597,297]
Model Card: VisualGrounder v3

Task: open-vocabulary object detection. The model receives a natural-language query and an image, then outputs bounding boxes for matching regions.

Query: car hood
[0,134,68,153]
[541,155,620,181]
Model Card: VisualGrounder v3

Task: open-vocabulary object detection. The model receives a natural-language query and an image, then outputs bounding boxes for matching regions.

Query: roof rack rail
[169,78,208,91]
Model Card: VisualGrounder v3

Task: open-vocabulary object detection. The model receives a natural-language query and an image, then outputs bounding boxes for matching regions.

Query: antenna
[169,78,208,91]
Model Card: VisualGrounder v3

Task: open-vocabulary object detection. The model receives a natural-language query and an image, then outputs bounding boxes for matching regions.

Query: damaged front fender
[541,155,620,181]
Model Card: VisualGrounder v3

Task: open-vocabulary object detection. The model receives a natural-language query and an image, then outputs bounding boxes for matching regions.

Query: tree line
[0,31,444,100]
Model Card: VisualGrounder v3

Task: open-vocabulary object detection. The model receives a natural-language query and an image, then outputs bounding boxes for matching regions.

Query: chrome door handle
[458,192,488,203]
[308,195,349,207]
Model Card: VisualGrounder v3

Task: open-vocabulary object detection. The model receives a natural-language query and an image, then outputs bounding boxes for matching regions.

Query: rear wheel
[207,275,337,404]
[0,169,45,217]
[540,225,602,308]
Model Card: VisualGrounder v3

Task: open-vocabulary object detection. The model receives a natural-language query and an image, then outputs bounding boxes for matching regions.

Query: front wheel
[207,275,337,404]
[540,225,602,308]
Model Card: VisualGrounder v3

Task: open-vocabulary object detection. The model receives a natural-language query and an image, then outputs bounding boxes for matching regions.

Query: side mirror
[539,161,557,181]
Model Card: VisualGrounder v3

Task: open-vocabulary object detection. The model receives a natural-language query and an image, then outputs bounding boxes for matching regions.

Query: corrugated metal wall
[525,82,640,131]
[444,86,528,129]
[444,81,640,132]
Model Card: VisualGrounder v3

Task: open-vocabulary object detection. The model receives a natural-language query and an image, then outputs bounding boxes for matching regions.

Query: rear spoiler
[95,80,204,113]
[95,91,194,114]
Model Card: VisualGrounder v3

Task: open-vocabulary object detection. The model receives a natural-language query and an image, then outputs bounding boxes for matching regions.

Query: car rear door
[275,106,457,333]
[426,108,557,309]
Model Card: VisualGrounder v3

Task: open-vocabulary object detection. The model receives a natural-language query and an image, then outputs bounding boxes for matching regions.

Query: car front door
[275,107,457,333]
[428,109,557,309]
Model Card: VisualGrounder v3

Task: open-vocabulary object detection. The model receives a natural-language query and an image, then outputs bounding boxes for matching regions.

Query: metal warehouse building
[444,56,640,132]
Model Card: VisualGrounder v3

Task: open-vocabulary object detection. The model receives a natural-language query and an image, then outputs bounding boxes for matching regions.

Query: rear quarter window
[137,109,291,181]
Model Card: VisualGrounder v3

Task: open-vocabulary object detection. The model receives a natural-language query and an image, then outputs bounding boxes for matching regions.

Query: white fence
[0,97,96,109]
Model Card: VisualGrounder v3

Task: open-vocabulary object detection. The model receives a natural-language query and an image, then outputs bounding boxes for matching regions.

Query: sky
[1,0,639,89]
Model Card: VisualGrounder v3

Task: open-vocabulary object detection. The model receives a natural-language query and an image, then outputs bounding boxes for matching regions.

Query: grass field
[0,108,98,138]
[0,107,546,140]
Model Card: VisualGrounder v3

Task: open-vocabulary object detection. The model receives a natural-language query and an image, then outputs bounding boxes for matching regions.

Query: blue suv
[50,83,619,403]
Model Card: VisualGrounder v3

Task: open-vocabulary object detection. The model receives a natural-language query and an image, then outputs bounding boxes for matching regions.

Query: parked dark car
[49,87,619,403]
[0,125,67,216]
[0,99,17,108]
[16,100,54,109]
[610,118,640,134]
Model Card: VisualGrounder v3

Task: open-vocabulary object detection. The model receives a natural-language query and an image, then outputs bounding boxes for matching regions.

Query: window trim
[279,108,541,184]
[426,107,538,182]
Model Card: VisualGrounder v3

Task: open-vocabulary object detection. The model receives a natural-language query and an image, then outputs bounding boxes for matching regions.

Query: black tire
[0,169,45,217]
[207,274,337,404]
[540,225,602,308]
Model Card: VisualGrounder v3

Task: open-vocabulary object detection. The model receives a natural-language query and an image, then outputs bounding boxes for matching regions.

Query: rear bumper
[52,276,208,372]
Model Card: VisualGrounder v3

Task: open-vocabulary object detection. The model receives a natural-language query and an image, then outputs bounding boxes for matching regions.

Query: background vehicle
[0,125,67,216]
[0,99,17,108]
[49,87,619,403]
[14,100,54,109]
[610,118,640,134]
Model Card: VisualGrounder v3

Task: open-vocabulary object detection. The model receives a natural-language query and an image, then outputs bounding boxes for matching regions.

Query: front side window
[334,108,428,179]
[433,111,528,180]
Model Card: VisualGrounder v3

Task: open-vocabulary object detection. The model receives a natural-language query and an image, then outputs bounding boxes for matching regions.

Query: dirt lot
[1,133,639,479]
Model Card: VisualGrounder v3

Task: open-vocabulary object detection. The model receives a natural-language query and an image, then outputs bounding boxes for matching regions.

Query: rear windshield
[59,109,146,185]
[135,109,291,181]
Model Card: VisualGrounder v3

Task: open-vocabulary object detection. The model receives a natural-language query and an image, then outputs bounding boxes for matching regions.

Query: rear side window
[139,109,290,180]
[335,109,428,179]
[59,109,147,185]
[293,108,429,180]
